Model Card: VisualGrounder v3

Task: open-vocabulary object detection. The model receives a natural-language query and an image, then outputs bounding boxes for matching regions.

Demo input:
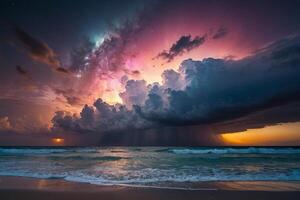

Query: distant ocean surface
[1,147,300,188]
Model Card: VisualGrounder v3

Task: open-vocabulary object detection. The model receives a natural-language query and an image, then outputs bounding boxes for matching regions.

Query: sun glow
[52,138,65,145]
[221,122,300,146]
[102,92,122,104]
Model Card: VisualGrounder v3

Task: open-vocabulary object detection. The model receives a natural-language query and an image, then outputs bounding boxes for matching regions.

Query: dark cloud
[15,65,35,84]
[213,102,300,134]
[156,35,206,62]
[65,96,82,106]
[54,89,83,106]
[212,27,228,39]
[56,67,69,74]
[51,99,153,134]
[52,35,300,141]
[69,38,95,72]
[13,26,60,67]
[130,70,141,76]
[143,37,300,126]
[123,69,141,77]
[16,65,27,75]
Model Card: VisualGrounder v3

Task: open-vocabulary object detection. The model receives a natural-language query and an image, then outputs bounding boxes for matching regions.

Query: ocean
[0,147,300,188]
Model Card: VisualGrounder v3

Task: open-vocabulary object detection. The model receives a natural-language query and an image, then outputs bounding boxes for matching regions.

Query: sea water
[0,147,300,188]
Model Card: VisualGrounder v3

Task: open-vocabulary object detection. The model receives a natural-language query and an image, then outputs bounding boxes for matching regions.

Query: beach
[1,147,300,199]
[1,176,300,200]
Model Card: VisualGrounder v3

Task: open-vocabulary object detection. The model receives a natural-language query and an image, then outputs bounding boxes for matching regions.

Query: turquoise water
[0,147,300,188]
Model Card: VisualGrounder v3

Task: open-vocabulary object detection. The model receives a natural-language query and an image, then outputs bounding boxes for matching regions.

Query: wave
[110,150,126,153]
[49,155,126,161]
[155,148,171,152]
[0,148,98,155]
[1,169,300,187]
[169,147,300,154]
[0,148,69,155]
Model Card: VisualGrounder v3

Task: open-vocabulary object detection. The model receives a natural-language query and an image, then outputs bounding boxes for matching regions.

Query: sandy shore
[0,176,300,200]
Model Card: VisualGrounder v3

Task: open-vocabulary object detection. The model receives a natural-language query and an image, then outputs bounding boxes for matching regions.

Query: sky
[1,0,300,146]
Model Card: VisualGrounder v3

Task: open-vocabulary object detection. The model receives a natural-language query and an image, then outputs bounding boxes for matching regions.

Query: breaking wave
[169,147,300,154]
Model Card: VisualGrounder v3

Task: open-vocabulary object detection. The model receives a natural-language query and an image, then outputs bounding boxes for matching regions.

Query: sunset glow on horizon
[221,122,300,146]
[52,138,65,145]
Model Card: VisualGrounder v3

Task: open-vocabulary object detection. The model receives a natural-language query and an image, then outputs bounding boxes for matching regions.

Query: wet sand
[0,176,300,200]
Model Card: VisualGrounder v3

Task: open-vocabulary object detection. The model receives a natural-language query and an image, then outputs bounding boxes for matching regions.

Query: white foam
[170,147,300,154]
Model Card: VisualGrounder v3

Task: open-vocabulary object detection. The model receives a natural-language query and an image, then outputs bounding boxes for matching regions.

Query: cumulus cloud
[119,80,148,108]
[52,99,154,133]
[144,37,300,125]
[156,35,206,62]
[52,35,300,139]
[161,69,184,90]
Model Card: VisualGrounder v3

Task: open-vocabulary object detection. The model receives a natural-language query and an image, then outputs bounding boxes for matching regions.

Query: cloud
[64,17,151,104]
[52,35,300,142]
[69,38,95,72]
[68,17,147,76]
[16,65,28,75]
[119,80,148,108]
[15,64,35,85]
[156,35,206,62]
[0,117,12,131]
[56,67,69,73]
[52,99,154,134]
[13,26,60,67]
[161,69,184,91]
[54,89,83,106]
[124,69,141,77]
[65,96,82,106]
[212,27,228,39]
[213,102,300,134]
[142,35,300,127]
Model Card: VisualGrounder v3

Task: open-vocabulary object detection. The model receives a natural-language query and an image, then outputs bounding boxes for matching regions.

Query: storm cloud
[156,35,206,62]
[52,35,300,141]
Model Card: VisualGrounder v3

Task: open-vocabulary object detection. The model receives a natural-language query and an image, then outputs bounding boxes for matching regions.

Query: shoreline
[1,175,300,191]
[1,176,300,200]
